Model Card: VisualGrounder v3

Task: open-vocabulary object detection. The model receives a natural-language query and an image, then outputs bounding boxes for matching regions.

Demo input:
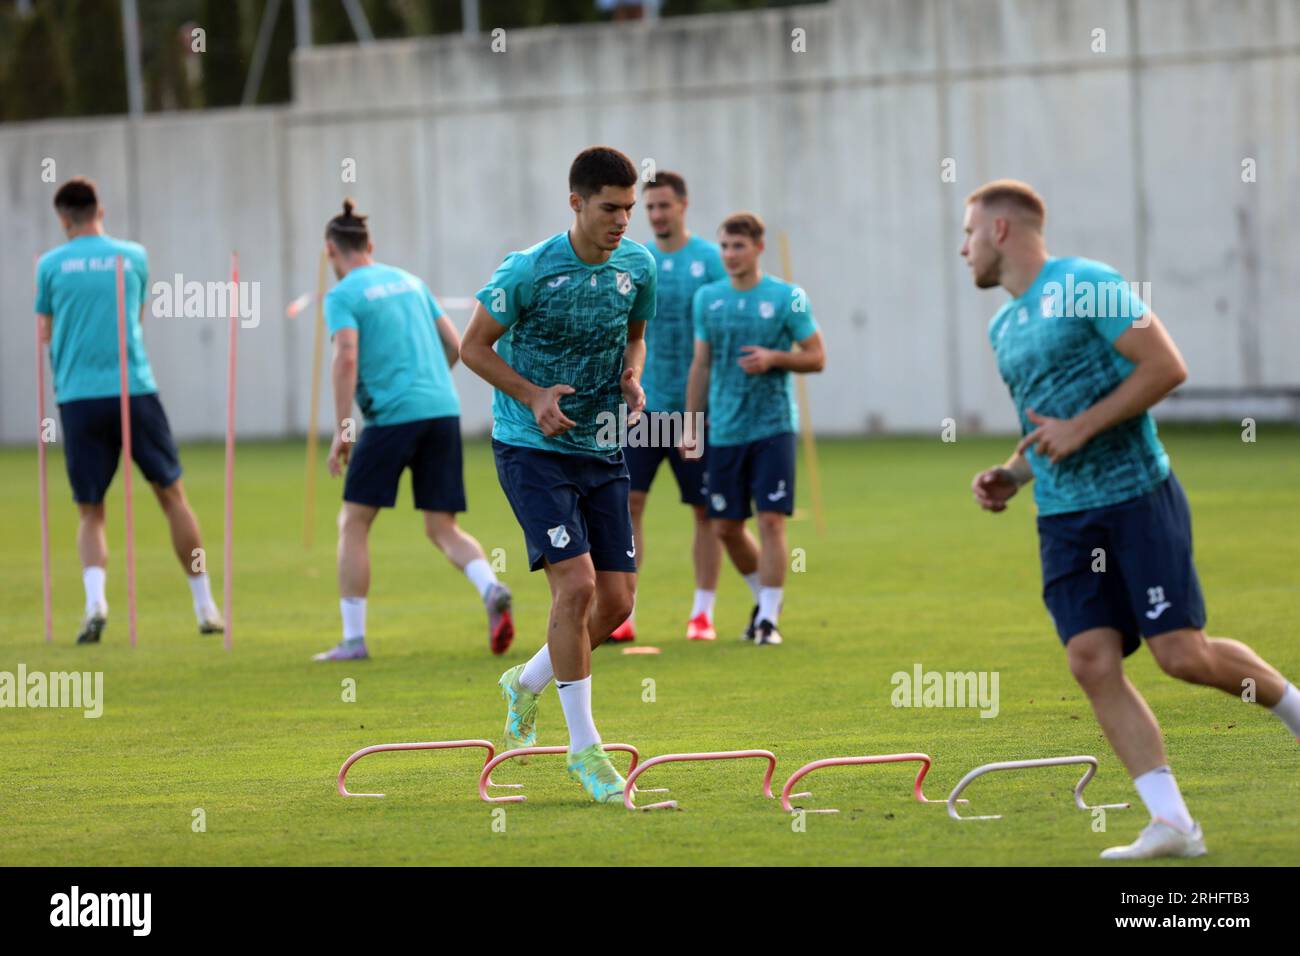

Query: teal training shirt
[324,263,460,426]
[35,234,157,403]
[475,232,657,456]
[692,273,818,447]
[988,255,1169,515]
[643,235,725,413]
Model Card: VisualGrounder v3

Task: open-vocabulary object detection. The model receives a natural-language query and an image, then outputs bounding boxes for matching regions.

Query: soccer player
[35,177,223,643]
[962,179,1300,859]
[460,146,654,803]
[684,212,825,646]
[314,200,512,662]
[611,170,741,644]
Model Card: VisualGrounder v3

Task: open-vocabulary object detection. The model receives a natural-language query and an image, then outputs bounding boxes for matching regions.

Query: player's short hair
[53,177,99,225]
[965,179,1047,229]
[569,146,638,199]
[719,211,765,244]
[325,198,370,253]
[642,170,687,199]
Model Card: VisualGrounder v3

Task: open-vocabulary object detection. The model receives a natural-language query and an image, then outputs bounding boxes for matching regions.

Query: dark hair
[719,211,765,243]
[325,198,370,252]
[569,146,637,199]
[642,170,687,199]
[54,177,99,225]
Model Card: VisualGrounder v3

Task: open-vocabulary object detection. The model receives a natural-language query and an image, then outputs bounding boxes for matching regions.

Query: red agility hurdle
[337,739,511,798]
[780,752,969,814]
[478,744,660,804]
[624,749,778,811]
[946,755,1133,821]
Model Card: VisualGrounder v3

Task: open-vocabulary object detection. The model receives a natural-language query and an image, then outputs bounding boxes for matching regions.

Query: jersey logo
[547,276,571,289]
[708,299,725,311]
[759,301,775,319]
[1145,586,1171,620]
[766,480,788,502]
[616,272,633,296]
[661,259,674,272]
[690,260,705,277]
[590,275,598,287]
[1017,306,1029,325]
[710,493,727,512]
[547,525,571,549]
[626,536,636,559]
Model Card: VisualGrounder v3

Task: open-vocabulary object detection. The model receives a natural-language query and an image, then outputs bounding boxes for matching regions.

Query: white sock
[83,566,107,614]
[187,572,215,618]
[691,589,716,619]
[464,558,497,599]
[758,586,783,625]
[556,675,601,753]
[743,571,762,602]
[1133,766,1194,832]
[519,644,554,694]
[340,597,366,643]
[1270,682,1300,738]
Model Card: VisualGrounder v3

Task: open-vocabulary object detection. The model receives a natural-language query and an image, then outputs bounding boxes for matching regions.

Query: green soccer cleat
[498,663,541,760]
[566,743,627,804]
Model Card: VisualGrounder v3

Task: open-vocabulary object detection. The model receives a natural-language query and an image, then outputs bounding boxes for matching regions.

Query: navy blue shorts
[625,419,708,507]
[492,439,636,573]
[1038,473,1206,657]
[59,393,182,504]
[344,416,466,512]
[705,431,797,520]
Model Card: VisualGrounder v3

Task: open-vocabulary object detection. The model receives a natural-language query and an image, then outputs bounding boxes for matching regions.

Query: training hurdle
[780,752,970,814]
[337,739,515,798]
[624,750,778,811]
[478,743,663,804]
[946,755,1133,821]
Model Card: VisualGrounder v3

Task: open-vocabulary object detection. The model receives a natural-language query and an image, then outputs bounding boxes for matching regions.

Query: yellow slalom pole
[778,232,826,536]
[303,249,328,549]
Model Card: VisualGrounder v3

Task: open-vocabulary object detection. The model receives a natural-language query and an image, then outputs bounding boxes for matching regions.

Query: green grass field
[1,427,1296,866]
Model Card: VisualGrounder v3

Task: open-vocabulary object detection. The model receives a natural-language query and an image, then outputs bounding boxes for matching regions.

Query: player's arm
[683,338,711,458]
[620,320,646,426]
[460,302,576,437]
[1017,311,1187,465]
[327,327,359,477]
[971,449,1034,513]
[37,313,52,345]
[435,315,461,369]
[741,329,825,373]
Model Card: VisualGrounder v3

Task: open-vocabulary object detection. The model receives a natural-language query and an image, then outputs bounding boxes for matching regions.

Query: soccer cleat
[608,618,636,642]
[741,604,759,641]
[754,619,783,646]
[312,640,369,662]
[566,743,626,804]
[484,583,514,655]
[1100,818,1207,860]
[498,663,540,759]
[197,605,225,635]
[686,612,716,641]
[76,606,108,645]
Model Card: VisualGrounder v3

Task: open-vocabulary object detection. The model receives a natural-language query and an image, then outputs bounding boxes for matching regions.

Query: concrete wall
[3,0,1297,444]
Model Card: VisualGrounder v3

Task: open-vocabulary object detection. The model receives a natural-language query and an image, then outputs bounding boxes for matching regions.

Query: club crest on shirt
[710,493,727,512]
[708,298,725,311]
[1017,306,1029,325]
[759,301,775,319]
[661,258,674,272]
[690,260,705,278]
[616,271,633,296]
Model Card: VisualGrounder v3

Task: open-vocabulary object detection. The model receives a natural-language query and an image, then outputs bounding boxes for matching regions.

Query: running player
[460,146,654,803]
[610,170,744,644]
[35,177,224,644]
[962,179,1300,859]
[684,212,825,646]
[313,200,512,662]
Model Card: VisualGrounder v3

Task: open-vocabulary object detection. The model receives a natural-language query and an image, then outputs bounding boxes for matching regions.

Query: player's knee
[1067,643,1121,692]
[756,511,784,537]
[423,514,456,550]
[554,568,597,611]
[712,519,743,542]
[1152,633,1212,684]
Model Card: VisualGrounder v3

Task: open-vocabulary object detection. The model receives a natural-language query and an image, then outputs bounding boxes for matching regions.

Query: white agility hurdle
[946,755,1132,821]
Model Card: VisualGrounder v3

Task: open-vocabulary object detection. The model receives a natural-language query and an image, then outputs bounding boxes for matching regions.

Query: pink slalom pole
[35,312,53,644]
[116,256,138,647]
[223,252,238,651]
